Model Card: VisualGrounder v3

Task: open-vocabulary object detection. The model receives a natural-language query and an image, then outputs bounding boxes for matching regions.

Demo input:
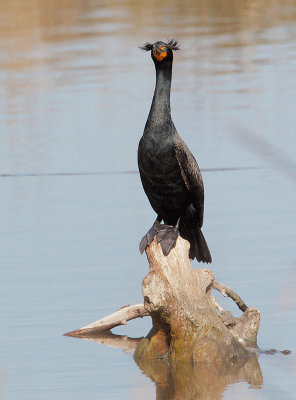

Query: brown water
[1,0,296,399]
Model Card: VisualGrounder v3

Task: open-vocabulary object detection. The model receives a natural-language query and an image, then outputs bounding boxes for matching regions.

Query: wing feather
[174,136,204,226]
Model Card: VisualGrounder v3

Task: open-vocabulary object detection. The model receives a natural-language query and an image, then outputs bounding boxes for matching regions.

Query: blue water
[0,0,296,398]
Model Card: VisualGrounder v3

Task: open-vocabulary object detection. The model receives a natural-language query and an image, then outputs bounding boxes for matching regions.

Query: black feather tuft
[139,42,153,51]
[167,39,179,51]
[139,40,180,51]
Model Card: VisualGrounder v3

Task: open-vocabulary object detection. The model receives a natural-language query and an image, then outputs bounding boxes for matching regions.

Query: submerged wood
[134,236,260,366]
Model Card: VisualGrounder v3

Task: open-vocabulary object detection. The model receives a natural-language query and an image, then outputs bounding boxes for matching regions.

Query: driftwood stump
[65,234,262,398]
[134,236,260,367]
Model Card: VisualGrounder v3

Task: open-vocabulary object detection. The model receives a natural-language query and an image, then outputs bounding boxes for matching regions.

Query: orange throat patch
[153,51,167,61]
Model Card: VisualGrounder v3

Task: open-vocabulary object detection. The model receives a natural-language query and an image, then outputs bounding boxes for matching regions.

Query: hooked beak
[152,45,167,61]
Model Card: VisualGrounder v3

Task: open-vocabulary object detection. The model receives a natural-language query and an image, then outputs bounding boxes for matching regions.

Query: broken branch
[212,280,248,312]
[64,303,149,337]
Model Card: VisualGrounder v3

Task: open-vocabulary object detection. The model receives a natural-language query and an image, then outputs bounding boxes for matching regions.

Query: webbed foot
[139,218,162,254]
[156,219,180,256]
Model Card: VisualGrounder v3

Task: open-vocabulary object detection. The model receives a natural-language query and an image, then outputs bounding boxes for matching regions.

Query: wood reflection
[72,329,263,399]
[68,330,143,353]
[136,350,263,400]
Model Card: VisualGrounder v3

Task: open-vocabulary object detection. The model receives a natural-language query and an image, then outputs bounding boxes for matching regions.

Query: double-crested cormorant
[138,40,212,263]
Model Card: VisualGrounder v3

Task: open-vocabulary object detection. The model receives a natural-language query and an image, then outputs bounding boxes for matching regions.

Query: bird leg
[139,216,162,254]
[156,218,180,256]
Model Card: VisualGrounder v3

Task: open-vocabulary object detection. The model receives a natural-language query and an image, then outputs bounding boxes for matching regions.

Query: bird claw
[139,220,161,254]
[156,224,174,242]
[156,225,179,256]
[140,220,180,256]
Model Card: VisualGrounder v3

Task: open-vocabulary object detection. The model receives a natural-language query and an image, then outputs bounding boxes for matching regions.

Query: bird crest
[139,39,179,52]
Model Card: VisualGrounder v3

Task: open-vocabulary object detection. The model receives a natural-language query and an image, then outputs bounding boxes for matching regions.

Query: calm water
[1,0,296,398]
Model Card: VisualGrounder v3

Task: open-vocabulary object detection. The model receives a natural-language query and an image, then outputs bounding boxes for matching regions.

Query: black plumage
[138,40,212,263]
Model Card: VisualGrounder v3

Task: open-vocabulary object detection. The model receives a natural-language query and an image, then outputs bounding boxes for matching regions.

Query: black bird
[138,40,212,263]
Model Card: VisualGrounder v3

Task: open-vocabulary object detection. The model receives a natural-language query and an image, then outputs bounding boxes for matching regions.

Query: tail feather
[180,221,212,263]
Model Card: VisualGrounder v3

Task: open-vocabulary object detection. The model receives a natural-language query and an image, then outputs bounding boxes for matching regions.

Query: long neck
[146,62,173,129]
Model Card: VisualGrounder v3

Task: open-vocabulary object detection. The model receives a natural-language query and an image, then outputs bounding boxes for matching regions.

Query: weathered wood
[212,280,248,312]
[64,304,149,337]
[64,233,260,373]
[134,236,260,366]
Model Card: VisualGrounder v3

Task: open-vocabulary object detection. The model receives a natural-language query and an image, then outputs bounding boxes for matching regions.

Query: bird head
[140,39,179,64]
